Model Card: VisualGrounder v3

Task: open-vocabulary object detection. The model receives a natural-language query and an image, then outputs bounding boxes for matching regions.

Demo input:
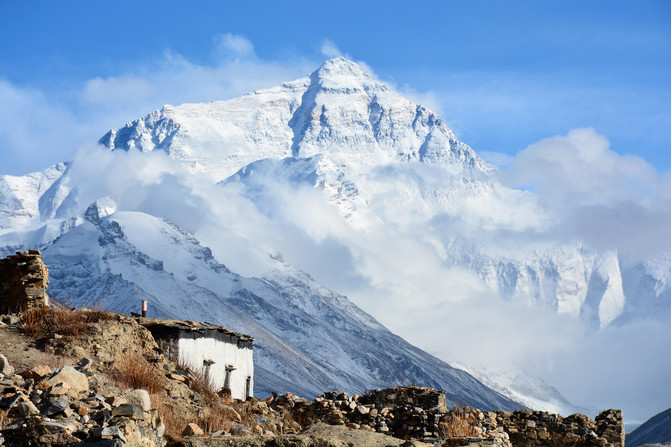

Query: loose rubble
[0,359,165,446]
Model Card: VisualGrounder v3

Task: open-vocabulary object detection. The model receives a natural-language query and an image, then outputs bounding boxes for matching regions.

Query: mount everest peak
[1,57,669,419]
[99,58,491,182]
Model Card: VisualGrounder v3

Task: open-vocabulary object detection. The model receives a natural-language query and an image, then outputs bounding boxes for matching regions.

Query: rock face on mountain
[627,408,671,447]
[0,58,669,413]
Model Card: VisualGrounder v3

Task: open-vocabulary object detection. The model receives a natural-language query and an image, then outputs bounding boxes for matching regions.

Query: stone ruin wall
[272,386,625,447]
[0,250,50,313]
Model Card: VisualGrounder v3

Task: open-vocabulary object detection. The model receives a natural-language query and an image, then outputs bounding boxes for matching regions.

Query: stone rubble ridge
[0,309,626,447]
[262,386,625,447]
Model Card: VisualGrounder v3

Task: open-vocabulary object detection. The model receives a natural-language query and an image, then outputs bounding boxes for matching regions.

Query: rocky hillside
[0,305,625,447]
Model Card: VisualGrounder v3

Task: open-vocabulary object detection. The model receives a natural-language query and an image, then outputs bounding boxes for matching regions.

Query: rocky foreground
[0,308,624,446]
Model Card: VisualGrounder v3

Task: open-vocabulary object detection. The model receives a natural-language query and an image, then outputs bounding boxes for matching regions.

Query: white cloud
[320,39,343,58]
[212,33,256,59]
[503,128,664,205]
[80,75,157,106]
[498,128,671,261]
[0,80,93,175]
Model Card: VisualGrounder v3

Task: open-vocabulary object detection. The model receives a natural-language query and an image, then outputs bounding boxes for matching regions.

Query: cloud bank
[498,128,671,263]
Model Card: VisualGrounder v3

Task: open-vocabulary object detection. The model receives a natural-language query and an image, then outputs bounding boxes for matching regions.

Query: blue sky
[1,0,670,175]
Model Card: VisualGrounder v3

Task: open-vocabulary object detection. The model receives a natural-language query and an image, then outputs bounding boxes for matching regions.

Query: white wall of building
[177,337,254,400]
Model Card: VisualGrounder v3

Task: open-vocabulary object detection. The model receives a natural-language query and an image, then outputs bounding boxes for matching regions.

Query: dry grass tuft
[112,350,165,394]
[81,306,116,324]
[19,302,115,338]
[186,368,218,404]
[152,393,187,439]
[195,406,235,434]
[438,405,478,438]
[21,306,88,338]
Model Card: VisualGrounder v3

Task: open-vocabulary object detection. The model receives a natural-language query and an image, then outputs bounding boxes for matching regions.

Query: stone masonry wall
[0,250,50,313]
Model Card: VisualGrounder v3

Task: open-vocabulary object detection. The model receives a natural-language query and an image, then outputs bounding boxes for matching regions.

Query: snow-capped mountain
[99,58,491,182]
[96,59,670,331]
[1,57,669,415]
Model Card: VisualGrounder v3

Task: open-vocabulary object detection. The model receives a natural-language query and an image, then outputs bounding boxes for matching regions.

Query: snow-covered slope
[0,163,68,231]
[1,57,669,414]
[41,203,519,410]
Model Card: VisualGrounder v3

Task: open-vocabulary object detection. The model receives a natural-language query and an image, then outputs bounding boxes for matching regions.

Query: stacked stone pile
[0,251,49,313]
[0,354,165,446]
[267,386,624,447]
[269,387,511,446]
[497,409,625,447]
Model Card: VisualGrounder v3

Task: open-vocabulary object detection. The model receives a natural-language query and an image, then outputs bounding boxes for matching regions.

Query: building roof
[138,318,254,349]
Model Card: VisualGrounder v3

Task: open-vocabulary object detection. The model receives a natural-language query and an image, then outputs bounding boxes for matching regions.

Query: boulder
[0,354,15,376]
[17,400,40,416]
[43,397,70,416]
[183,423,204,437]
[126,389,151,412]
[47,366,89,394]
[111,404,145,420]
[49,383,71,397]
[22,365,52,381]
[91,426,127,443]
[38,432,82,445]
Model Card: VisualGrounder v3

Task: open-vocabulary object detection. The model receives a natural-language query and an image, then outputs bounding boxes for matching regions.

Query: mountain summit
[99,57,491,181]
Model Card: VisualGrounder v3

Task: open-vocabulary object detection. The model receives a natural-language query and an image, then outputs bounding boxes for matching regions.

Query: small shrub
[81,306,116,324]
[112,350,165,394]
[188,369,218,404]
[174,360,220,405]
[438,405,478,437]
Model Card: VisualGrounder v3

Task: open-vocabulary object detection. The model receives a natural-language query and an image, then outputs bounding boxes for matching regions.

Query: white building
[142,319,254,400]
